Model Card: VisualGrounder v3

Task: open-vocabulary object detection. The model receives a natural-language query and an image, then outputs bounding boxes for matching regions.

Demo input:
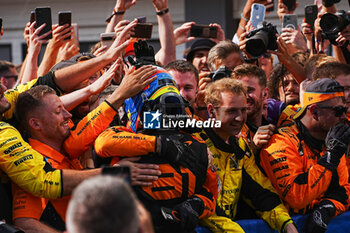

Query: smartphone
[250,3,266,29]
[0,18,2,33]
[282,0,297,11]
[35,7,52,40]
[58,11,72,40]
[101,166,131,183]
[136,16,146,23]
[265,0,274,12]
[283,14,298,29]
[190,24,218,38]
[305,5,318,30]
[132,23,153,39]
[100,32,116,48]
[160,207,180,223]
[30,11,35,24]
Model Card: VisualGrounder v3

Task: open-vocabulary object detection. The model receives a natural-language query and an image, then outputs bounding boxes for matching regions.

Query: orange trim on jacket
[259,122,350,215]
[12,139,82,223]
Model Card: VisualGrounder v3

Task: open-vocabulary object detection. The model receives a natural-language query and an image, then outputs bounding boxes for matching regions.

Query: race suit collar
[295,119,324,153]
[203,128,246,160]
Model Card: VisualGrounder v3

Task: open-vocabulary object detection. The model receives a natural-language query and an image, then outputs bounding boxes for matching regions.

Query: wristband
[241,13,249,22]
[156,8,169,16]
[106,10,125,23]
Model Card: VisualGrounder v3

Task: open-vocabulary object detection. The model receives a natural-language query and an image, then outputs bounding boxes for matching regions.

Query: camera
[209,66,232,81]
[245,22,278,58]
[322,0,341,7]
[320,10,350,34]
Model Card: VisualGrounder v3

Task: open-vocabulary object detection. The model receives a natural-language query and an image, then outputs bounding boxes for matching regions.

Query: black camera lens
[320,13,340,33]
[246,31,269,57]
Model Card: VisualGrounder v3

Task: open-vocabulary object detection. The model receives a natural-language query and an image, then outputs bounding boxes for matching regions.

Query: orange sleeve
[196,166,217,219]
[64,101,117,159]
[94,126,157,158]
[259,133,333,210]
[12,184,45,221]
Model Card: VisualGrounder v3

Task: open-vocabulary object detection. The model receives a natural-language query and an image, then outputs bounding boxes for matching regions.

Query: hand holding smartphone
[35,7,52,40]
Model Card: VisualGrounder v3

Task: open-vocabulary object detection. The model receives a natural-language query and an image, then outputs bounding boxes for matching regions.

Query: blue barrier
[196,210,350,233]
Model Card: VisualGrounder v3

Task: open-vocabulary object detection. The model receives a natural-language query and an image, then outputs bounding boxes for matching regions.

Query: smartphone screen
[35,7,52,40]
[58,11,72,40]
[190,25,218,38]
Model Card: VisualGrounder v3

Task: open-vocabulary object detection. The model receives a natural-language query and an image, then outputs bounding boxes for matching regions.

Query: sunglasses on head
[316,105,348,117]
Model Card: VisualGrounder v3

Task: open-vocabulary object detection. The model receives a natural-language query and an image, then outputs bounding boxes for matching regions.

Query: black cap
[294,78,345,119]
[305,78,344,93]
[186,39,216,62]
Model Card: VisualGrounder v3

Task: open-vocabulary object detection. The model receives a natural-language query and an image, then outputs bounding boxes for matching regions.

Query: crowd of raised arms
[0,0,350,233]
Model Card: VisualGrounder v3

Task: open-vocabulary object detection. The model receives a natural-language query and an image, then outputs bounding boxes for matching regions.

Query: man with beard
[232,64,276,153]
[260,78,350,233]
[196,78,297,233]
[165,60,198,108]
[186,39,216,75]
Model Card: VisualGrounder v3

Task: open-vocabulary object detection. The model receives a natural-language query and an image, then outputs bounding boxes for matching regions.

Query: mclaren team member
[260,78,350,233]
[94,67,217,233]
[195,78,297,233]
[10,62,157,232]
[0,21,137,204]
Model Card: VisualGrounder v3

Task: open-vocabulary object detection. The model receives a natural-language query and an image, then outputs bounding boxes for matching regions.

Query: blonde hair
[205,78,246,108]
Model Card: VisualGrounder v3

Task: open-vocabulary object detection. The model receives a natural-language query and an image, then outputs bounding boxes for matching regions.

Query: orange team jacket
[347,113,350,179]
[259,120,350,216]
[94,126,217,231]
[12,139,82,230]
[64,100,117,159]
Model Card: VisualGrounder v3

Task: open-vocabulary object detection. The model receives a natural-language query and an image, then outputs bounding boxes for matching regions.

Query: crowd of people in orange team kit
[1,0,350,232]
